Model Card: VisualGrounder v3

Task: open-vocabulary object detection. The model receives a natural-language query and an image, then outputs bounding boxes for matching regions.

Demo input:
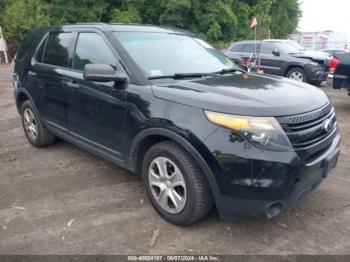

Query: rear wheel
[21,100,55,147]
[142,141,213,226]
[286,68,307,82]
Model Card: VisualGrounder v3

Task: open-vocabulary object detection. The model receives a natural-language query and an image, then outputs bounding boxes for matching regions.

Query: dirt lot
[0,65,350,255]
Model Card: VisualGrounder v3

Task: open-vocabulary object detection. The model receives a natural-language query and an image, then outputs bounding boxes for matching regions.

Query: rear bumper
[204,128,341,219]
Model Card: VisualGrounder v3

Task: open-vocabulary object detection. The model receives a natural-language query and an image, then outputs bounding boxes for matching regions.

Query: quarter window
[73,33,116,71]
[43,32,73,67]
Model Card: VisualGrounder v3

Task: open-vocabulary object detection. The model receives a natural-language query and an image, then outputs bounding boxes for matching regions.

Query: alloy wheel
[289,71,304,81]
[23,108,38,141]
[148,156,187,214]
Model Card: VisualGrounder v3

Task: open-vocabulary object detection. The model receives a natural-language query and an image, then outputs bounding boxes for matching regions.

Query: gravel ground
[0,65,350,255]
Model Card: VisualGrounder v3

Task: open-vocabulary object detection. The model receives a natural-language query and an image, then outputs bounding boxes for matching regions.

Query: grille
[277,103,337,163]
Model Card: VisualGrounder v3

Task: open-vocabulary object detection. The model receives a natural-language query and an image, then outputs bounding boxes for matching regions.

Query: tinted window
[230,44,243,52]
[242,44,257,53]
[35,36,48,63]
[114,32,236,77]
[43,32,72,67]
[73,33,116,71]
[260,43,275,54]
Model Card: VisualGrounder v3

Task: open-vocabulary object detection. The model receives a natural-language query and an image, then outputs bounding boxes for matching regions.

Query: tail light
[329,57,340,74]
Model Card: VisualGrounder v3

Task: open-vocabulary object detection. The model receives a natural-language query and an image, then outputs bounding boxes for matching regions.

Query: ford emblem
[323,119,335,133]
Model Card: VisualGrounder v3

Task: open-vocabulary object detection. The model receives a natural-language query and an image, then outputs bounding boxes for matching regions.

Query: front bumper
[204,128,341,219]
[305,64,328,83]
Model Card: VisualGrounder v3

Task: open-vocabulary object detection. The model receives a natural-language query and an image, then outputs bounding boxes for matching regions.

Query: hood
[151,73,329,117]
[292,51,331,62]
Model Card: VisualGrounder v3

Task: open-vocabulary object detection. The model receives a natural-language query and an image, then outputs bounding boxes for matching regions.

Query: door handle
[66,81,80,89]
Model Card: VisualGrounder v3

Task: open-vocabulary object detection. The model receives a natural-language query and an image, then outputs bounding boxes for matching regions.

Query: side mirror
[83,64,128,82]
[272,50,280,56]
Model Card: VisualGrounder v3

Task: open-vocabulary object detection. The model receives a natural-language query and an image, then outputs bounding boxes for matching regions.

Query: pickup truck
[331,53,350,95]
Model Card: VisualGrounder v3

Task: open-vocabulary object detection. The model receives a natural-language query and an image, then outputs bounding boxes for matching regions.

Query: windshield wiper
[213,68,246,75]
[148,72,215,80]
[148,68,246,80]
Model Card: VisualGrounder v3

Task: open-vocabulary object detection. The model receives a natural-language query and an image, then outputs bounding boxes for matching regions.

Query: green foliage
[3,0,49,44]
[0,0,301,48]
[48,0,108,24]
[111,5,142,24]
[270,0,301,38]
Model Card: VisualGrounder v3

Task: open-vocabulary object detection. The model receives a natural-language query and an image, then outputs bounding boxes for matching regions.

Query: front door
[259,43,284,75]
[65,32,128,155]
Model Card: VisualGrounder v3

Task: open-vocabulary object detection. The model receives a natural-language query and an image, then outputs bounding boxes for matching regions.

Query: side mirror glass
[272,50,280,56]
[83,64,128,82]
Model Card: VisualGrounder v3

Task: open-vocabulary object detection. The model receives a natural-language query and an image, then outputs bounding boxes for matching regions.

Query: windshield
[273,42,302,54]
[113,32,236,77]
[287,40,304,51]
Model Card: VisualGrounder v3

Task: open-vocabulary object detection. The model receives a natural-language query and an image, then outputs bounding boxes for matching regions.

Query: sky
[298,0,350,38]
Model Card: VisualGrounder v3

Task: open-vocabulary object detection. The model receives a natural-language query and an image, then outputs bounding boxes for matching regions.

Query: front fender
[128,128,221,199]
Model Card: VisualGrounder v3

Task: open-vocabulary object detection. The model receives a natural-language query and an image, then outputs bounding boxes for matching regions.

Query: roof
[263,39,291,42]
[54,23,193,35]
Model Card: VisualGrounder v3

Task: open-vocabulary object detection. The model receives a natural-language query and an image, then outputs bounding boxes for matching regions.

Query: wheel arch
[15,88,39,115]
[284,63,305,77]
[128,128,220,198]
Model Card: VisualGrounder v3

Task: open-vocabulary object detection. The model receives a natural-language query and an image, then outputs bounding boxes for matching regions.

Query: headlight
[308,61,320,66]
[205,111,293,152]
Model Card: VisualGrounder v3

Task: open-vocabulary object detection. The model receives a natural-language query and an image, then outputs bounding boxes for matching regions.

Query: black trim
[45,121,127,169]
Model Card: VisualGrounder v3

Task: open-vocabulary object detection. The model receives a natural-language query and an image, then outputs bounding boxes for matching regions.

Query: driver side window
[73,33,116,71]
[260,43,275,54]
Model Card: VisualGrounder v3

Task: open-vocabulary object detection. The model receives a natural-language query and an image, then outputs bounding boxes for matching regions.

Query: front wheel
[286,68,307,82]
[142,141,213,226]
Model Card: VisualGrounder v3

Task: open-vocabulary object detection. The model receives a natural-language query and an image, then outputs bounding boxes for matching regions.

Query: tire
[310,80,323,87]
[142,141,213,226]
[21,100,55,147]
[286,67,307,82]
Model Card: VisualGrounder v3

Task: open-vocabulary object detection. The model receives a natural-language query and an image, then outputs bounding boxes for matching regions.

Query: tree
[48,0,108,24]
[270,0,301,38]
[0,0,12,25]
[3,0,49,45]
[2,0,302,50]
[111,0,143,24]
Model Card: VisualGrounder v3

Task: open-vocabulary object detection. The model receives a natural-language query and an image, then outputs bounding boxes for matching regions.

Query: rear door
[236,43,256,68]
[31,31,74,130]
[64,31,128,155]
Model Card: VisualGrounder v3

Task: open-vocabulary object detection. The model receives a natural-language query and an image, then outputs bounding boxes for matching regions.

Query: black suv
[224,40,330,85]
[12,24,340,225]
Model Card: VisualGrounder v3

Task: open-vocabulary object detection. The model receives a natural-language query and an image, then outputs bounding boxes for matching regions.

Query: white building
[290,31,349,51]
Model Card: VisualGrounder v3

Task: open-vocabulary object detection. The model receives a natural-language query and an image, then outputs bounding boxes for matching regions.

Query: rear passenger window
[35,36,48,63]
[242,44,256,53]
[73,33,116,71]
[43,32,73,67]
